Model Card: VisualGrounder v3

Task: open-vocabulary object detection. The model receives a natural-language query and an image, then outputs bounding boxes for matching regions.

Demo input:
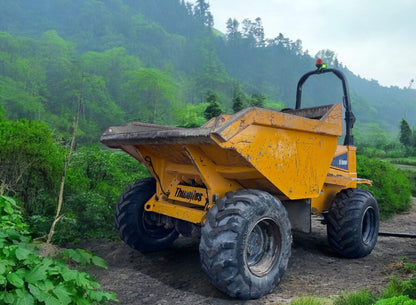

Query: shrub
[0,119,65,215]
[51,145,149,244]
[357,156,412,218]
[0,195,117,304]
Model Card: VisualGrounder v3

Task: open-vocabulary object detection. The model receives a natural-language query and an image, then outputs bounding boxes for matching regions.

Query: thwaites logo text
[175,187,203,202]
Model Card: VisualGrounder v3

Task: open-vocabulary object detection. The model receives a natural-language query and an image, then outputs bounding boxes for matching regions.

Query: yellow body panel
[100,104,368,225]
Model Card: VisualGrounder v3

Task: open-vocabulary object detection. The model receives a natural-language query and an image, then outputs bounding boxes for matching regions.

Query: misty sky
[208,0,416,88]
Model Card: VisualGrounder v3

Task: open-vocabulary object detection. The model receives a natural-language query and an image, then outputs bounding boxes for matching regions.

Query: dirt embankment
[84,198,416,305]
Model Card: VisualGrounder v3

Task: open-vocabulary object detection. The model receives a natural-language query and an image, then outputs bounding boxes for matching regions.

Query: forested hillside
[1,0,415,144]
[0,0,415,261]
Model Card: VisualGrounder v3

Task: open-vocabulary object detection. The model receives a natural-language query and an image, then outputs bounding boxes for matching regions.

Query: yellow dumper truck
[100,60,379,299]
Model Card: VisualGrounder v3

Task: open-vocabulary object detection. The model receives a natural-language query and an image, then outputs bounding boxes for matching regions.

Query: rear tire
[199,189,292,299]
[327,188,379,258]
[115,177,179,252]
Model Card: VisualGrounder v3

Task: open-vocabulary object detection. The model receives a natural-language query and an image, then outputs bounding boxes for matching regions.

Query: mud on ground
[83,198,416,304]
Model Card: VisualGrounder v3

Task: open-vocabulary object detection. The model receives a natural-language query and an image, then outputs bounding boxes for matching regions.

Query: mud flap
[282,199,311,233]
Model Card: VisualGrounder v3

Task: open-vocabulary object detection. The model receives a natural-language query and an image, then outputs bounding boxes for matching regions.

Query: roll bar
[295,60,356,146]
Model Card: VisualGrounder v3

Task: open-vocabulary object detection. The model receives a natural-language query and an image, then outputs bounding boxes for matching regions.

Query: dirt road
[85,198,416,304]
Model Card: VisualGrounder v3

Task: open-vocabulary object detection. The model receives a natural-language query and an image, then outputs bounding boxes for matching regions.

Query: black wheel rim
[245,217,282,277]
[361,206,376,244]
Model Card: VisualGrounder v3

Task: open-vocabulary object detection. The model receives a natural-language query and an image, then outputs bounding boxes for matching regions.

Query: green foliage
[334,290,375,305]
[0,118,149,244]
[0,119,65,215]
[249,93,266,108]
[0,195,117,304]
[121,68,177,124]
[0,76,47,121]
[203,91,223,119]
[59,249,108,269]
[174,103,207,127]
[355,122,395,157]
[401,257,416,274]
[377,258,416,303]
[264,100,285,111]
[400,119,413,147]
[357,156,412,218]
[48,145,149,244]
[232,93,244,113]
[375,295,416,305]
[382,277,416,300]
[388,161,416,196]
[0,195,29,234]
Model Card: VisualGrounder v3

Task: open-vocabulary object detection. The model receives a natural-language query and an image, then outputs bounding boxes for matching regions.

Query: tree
[204,91,223,119]
[315,49,340,67]
[193,0,213,28]
[249,93,266,108]
[188,39,230,95]
[80,47,141,101]
[122,68,177,123]
[77,73,124,142]
[0,119,64,215]
[174,103,207,127]
[0,76,46,121]
[232,84,245,112]
[252,17,265,47]
[399,118,413,147]
[226,18,242,46]
[232,95,244,113]
[241,18,256,47]
[49,145,149,243]
[241,18,265,47]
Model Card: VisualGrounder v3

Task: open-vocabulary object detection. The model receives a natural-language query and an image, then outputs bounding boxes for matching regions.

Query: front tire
[199,189,292,299]
[115,177,179,252]
[327,188,379,258]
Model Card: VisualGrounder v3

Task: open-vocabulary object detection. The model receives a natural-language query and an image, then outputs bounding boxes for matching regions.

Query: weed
[0,195,118,304]
[334,290,375,305]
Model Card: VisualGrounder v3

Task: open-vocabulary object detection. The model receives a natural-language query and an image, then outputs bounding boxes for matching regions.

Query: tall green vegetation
[400,119,413,146]
[121,68,177,123]
[399,118,416,155]
[357,156,412,218]
[0,119,64,214]
[0,114,149,244]
[28,144,149,245]
[203,91,223,119]
[57,146,149,244]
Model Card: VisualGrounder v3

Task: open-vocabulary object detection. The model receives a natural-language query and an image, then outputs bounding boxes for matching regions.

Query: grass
[334,291,375,305]
[289,258,416,305]
[290,296,332,305]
